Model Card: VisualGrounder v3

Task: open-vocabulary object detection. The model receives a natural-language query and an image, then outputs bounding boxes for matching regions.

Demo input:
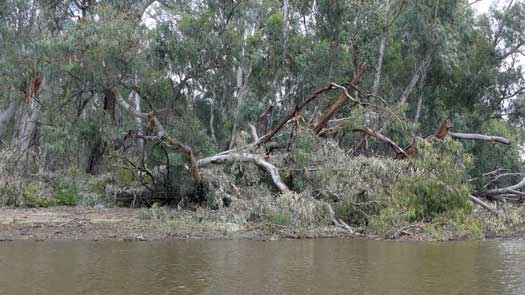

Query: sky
[472,0,496,14]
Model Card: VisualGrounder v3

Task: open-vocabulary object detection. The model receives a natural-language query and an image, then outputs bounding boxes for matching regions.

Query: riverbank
[1,206,524,241]
[0,207,357,241]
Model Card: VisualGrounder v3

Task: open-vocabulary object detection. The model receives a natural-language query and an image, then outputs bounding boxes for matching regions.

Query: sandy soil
[0,207,354,241]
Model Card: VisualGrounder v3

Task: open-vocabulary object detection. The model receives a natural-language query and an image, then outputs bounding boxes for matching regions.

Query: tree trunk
[372,0,391,96]
[209,99,217,146]
[399,51,432,104]
[131,90,144,153]
[0,97,17,141]
[198,152,290,194]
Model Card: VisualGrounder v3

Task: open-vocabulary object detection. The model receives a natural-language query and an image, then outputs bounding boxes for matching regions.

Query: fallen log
[198,152,290,194]
[481,177,525,197]
[469,195,498,215]
[449,132,512,145]
[434,117,512,145]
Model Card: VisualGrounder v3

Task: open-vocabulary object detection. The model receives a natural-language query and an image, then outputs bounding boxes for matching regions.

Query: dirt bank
[0,207,354,241]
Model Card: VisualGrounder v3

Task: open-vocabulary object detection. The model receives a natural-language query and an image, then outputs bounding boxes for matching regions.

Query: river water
[0,239,524,294]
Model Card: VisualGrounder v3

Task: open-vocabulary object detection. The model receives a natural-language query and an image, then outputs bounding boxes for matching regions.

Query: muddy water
[0,240,524,295]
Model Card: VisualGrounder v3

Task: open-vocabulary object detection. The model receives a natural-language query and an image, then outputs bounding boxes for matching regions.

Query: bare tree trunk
[209,99,217,146]
[450,132,512,145]
[131,90,144,153]
[372,0,391,96]
[414,80,424,124]
[399,51,432,104]
[229,65,243,149]
[0,96,17,140]
[13,78,46,163]
[14,104,40,162]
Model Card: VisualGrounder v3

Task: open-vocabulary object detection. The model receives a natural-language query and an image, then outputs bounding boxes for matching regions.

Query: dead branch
[256,105,273,136]
[115,89,202,183]
[352,128,408,159]
[469,195,498,215]
[198,152,290,193]
[482,177,525,196]
[257,84,335,146]
[314,63,367,134]
[248,123,259,142]
[433,117,512,145]
[449,132,512,145]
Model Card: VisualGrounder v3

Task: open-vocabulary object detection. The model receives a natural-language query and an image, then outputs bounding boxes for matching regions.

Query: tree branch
[198,152,290,194]
[449,132,512,145]
[352,128,408,159]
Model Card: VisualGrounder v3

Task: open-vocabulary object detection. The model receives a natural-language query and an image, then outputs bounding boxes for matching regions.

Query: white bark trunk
[372,0,391,96]
[399,51,432,104]
[198,152,290,194]
[0,97,17,140]
[450,132,512,145]
[131,90,144,153]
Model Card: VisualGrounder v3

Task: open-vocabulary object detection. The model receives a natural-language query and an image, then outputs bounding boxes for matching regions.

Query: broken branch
[352,128,408,159]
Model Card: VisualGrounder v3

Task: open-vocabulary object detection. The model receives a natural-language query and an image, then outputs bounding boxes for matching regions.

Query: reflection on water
[0,239,524,295]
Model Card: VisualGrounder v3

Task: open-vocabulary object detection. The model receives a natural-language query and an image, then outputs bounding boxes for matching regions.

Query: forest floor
[0,207,354,241]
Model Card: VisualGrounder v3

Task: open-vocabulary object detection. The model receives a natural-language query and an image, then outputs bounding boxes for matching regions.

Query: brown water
[0,240,524,295]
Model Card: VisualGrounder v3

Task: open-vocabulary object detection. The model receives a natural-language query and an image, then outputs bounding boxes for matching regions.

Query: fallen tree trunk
[481,177,525,197]
[434,117,512,145]
[450,132,512,145]
[198,152,290,193]
[469,195,498,215]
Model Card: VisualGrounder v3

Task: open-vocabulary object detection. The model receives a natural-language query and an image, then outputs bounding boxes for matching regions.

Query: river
[0,240,524,294]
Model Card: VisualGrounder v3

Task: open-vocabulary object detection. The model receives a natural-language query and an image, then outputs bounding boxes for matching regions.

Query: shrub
[54,179,80,206]
[270,210,292,226]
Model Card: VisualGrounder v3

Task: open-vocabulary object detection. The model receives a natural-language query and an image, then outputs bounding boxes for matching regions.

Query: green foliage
[371,138,474,236]
[269,210,292,226]
[53,179,80,206]
[466,120,523,182]
[393,140,469,220]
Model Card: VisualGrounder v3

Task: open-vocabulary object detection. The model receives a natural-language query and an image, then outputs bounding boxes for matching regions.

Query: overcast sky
[471,0,511,14]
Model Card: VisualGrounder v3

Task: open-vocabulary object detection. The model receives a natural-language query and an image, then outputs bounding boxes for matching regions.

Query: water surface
[0,239,524,294]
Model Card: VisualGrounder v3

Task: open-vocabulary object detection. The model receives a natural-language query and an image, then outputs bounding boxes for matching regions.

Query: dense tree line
[1,1,525,233]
